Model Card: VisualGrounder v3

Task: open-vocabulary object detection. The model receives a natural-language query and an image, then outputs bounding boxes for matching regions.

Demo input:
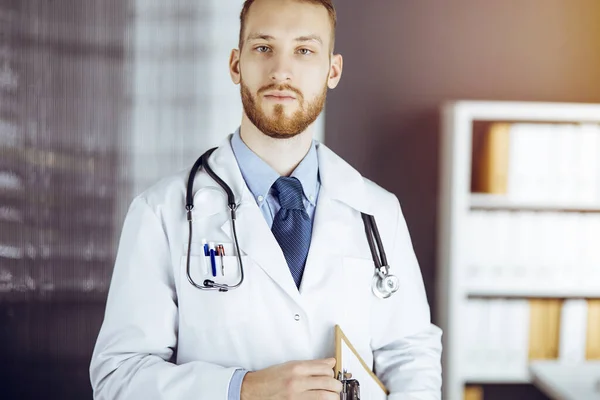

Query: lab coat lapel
[299,143,372,293]
[205,137,304,307]
[221,204,303,307]
[298,187,350,294]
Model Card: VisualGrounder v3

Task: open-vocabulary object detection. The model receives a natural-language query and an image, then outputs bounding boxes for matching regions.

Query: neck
[239,113,315,176]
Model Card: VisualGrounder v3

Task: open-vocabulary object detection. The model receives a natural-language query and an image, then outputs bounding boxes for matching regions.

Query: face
[230,0,343,138]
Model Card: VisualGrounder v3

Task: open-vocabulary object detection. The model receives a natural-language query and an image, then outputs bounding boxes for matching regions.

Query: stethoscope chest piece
[371,271,400,299]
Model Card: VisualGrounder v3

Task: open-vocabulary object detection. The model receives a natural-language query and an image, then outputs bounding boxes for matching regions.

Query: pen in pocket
[217,244,225,275]
[208,242,217,277]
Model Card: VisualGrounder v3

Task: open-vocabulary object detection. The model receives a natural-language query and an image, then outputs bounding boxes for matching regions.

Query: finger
[307,358,335,367]
[293,360,335,377]
[297,376,343,393]
[302,390,340,400]
[315,358,336,374]
[322,357,336,368]
[311,364,335,378]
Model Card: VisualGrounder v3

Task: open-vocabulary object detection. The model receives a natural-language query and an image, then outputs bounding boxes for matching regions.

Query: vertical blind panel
[0,0,128,300]
[127,0,244,197]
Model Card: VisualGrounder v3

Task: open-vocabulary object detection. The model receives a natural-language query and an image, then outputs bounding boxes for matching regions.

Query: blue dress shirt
[230,128,320,226]
[226,128,321,399]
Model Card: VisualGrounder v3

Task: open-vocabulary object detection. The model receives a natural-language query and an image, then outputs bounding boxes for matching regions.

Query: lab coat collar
[205,134,255,206]
[205,134,372,217]
[314,141,372,215]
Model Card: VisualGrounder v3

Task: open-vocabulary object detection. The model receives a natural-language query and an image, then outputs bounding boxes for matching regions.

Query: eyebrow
[247,33,323,45]
[296,35,323,45]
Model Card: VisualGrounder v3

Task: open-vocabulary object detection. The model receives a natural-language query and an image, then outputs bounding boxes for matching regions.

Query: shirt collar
[230,127,319,206]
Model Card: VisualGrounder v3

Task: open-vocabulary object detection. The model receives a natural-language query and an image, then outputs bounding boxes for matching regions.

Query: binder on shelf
[528,299,562,360]
[586,299,600,360]
[473,122,511,194]
[546,299,562,360]
[463,299,484,376]
[558,299,588,363]
[488,299,505,369]
[464,385,484,400]
[507,300,530,376]
[334,325,388,399]
[576,124,599,203]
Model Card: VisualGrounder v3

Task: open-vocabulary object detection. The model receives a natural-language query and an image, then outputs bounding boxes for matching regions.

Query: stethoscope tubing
[184,147,396,296]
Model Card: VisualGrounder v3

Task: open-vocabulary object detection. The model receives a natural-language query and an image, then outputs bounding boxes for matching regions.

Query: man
[90,0,442,399]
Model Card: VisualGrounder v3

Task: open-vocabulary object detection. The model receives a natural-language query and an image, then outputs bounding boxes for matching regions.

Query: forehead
[244,0,332,44]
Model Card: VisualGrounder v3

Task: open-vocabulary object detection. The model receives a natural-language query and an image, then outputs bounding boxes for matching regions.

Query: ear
[327,53,343,89]
[229,48,241,85]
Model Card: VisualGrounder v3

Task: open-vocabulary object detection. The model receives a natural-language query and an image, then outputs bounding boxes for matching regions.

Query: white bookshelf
[470,193,600,212]
[436,101,600,400]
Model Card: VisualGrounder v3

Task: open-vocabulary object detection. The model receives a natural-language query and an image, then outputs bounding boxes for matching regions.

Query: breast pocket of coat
[340,257,376,349]
[178,254,252,331]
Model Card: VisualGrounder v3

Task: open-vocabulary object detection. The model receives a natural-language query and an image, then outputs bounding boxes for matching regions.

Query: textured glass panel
[0,0,128,301]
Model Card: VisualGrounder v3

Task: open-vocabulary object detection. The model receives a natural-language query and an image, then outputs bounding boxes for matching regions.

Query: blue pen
[202,239,209,256]
[209,243,217,277]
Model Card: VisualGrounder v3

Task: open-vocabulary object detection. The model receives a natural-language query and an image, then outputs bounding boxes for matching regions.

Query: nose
[269,53,293,83]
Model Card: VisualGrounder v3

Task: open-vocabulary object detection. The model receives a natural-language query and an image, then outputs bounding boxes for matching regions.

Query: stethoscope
[185,147,400,299]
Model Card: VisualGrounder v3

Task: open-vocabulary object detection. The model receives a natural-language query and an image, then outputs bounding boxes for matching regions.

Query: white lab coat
[90,135,442,399]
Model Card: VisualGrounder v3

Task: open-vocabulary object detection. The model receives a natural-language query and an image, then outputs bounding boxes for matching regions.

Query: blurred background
[0,0,599,399]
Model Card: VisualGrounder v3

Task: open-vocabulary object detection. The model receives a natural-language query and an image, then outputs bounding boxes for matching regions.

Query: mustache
[258,83,303,98]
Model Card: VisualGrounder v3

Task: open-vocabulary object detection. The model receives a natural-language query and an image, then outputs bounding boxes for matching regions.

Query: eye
[297,48,313,55]
[255,46,271,53]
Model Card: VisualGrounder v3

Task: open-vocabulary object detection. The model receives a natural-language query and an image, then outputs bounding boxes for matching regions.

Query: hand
[240,358,342,400]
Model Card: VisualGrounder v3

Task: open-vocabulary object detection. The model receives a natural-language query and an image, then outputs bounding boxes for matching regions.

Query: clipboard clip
[337,370,360,400]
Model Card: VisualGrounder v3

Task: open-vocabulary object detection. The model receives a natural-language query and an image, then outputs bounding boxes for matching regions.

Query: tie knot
[272,177,305,210]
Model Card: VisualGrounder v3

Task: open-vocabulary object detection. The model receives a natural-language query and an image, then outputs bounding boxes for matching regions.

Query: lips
[264,93,296,100]
[265,96,295,101]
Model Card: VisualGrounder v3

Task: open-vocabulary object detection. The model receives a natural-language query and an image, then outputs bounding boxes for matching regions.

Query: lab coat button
[294,314,300,321]
[257,195,264,202]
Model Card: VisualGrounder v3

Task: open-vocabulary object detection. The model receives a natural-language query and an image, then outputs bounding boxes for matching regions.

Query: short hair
[238,0,337,51]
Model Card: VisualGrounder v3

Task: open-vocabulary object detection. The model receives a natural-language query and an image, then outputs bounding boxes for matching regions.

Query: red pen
[217,244,225,275]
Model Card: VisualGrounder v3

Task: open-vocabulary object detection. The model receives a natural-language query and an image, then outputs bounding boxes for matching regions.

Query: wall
[326,0,600,314]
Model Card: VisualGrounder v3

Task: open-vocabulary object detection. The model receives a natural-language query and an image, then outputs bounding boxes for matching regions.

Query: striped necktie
[270,177,312,289]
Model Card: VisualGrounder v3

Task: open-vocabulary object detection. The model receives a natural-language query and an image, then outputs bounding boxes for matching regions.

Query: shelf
[466,287,600,299]
[529,361,600,400]
[469,194,600,212]
[464,371,531,385]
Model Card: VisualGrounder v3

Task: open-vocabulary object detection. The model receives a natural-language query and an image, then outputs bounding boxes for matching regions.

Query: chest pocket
[178,254,253,330]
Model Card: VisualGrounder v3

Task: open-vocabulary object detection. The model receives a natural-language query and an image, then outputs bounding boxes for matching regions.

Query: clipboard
[334,325,388,399]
